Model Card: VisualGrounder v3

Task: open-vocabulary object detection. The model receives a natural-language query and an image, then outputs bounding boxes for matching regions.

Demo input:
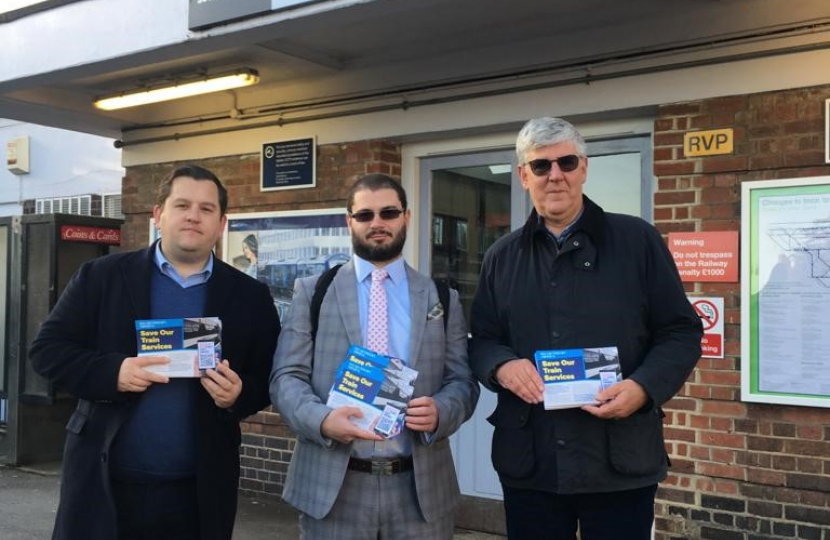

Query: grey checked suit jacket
[270,259,479,522]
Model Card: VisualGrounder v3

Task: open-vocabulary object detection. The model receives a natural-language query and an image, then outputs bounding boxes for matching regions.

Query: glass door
[419,149,523,503]
[418,134,653,505]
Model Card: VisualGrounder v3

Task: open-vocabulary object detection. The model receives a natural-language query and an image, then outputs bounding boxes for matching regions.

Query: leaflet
[534,346,622,410]
[135,317,222,378]
[326,344,418,438]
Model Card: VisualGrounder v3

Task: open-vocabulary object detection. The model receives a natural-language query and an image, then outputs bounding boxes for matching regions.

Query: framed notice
[741,176,830,407]
[261,137,316,192]
[222,209,351,321]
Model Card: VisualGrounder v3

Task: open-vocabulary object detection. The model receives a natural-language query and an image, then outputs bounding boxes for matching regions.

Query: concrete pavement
[0,465,504,540]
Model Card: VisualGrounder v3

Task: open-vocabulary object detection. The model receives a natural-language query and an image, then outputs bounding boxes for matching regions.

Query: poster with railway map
[741,177,830,407]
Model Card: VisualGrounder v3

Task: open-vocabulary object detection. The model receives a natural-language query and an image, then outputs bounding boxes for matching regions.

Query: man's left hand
[201,359,242,409]
[581,379,648,420]
[405,396,439,432]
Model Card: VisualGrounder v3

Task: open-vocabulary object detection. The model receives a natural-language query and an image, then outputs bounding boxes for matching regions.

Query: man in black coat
[30,165,280,540]
[469,118,702,540]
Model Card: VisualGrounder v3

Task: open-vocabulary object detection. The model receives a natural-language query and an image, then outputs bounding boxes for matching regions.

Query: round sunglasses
[526,154,581,176]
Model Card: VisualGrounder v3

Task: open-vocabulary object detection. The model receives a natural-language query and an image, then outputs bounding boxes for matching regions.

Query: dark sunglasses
[526,154,581,176]
[349,208,404,223]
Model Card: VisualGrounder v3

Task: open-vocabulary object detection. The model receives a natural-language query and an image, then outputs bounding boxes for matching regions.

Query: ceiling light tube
[94,69,259,111]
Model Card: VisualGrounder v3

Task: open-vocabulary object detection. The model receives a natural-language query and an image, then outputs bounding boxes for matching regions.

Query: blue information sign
[261,137,316,191]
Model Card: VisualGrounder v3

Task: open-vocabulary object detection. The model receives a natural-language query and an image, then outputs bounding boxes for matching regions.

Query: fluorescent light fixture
[94,69,259,111]
[488,164,512,174]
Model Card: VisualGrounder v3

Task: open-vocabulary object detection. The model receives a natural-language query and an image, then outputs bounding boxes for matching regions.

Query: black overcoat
[30,243,280,540]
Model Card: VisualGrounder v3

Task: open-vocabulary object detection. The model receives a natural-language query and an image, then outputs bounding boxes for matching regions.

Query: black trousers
[501,484,658,540]
[112,477,200,540]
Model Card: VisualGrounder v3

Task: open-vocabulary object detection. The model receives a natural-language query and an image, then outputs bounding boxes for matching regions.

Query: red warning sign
[690,297,724,358]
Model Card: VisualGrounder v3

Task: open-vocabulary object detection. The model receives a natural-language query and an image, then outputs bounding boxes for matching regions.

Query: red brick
[659,103,702,116]
[688,115,713,130]
[706,95,747,115]
[690,445,710,460]
[700,431,745,449]
[654,161,697,176]
[783,118,823,134]
[691,205,712,219]
[701,219,739,231]
[664,397,698,411]
[654,147,674,161]
[783,150,825,168]
[746,469,786,486]
[691,176,714,189]
[654,132,684,147]
[654,118,675,132]
[653,207,672,221]
[654,191,696,205]
[701,156,748,174]
[696,477,716,492]
[664,427,697,442]
[710,386,738,401]
[784,439,830,457]
[797,425,823,440]
[710,417,733,432]
[701,401,746,417]
[656,221,697,234]
[697,462,745,480]
[711,448,735,463]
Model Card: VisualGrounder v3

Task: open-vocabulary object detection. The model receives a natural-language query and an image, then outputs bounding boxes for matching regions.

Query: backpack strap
[432,277,451,332]
[310,264,343,341]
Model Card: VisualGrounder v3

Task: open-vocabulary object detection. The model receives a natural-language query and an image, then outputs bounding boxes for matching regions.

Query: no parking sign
[690,296,724,358]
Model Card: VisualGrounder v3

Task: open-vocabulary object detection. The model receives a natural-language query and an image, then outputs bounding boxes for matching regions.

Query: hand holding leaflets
[326,345,419,439]
[534,347,622,410]
[134,317,222,378]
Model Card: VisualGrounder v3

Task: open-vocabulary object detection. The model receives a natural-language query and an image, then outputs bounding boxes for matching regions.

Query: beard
[352,226,407,263]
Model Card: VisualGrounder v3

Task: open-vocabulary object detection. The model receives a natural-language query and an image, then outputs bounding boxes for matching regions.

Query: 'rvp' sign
[683,128,734,157]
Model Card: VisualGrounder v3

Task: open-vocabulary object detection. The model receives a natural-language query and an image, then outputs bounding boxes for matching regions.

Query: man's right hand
[117,356,170,392]
[495,358,544,404]
[321,406,384,444]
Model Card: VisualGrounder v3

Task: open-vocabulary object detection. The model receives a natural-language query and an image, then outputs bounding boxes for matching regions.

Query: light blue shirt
[154,242,213,288]
[352,254,412,458]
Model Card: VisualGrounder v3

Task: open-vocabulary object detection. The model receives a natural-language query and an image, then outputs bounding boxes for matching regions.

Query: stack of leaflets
[135,317,222,378]
[534,346,622,410]
[326,344,418,438]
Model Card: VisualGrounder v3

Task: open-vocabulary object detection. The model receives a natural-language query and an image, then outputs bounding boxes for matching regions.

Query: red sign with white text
[60,225,121,245]
[669,231,738,282]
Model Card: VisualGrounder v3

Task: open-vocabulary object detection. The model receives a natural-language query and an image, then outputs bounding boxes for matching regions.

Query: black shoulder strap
[432,277,451,331]
[310,264,451,340]
[310,264,343,341]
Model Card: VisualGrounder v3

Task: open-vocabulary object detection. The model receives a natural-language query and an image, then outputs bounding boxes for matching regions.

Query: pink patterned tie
[366,268,389,354]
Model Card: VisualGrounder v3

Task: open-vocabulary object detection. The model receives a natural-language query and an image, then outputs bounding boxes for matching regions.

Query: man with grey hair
[469,117,702,539]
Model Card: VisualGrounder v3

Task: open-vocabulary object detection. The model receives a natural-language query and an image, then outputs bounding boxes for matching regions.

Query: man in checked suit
[271,173,479,539]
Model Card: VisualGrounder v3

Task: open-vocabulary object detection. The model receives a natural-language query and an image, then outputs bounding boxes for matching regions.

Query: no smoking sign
[690,296,724,358]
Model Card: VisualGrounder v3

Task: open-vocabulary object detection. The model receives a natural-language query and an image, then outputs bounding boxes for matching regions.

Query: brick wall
[122,139,402,499]
[653,86,830,539]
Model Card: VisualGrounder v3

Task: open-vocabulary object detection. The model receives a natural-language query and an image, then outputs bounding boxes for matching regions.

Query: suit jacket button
[101,452,107,462]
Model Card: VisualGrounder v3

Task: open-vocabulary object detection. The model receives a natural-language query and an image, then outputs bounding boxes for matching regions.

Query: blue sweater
[110,266,207,481]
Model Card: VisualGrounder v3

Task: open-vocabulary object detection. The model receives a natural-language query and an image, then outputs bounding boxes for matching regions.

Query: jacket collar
[521,195,606,247]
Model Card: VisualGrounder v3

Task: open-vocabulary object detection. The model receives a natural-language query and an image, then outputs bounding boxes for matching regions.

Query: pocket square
[427,303,445,320]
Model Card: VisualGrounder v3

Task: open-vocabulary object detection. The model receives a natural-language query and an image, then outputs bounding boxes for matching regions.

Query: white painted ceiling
[1,0,829,138]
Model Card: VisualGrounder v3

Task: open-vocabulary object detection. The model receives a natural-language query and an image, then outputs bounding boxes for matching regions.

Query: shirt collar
[354,254,406,285]
[536,207,585,245]
[154,241,214,280]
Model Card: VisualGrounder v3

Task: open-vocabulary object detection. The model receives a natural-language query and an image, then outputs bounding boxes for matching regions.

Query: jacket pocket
[487,400,535,480]
[66,400,92,435]
[606,408,665,476]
